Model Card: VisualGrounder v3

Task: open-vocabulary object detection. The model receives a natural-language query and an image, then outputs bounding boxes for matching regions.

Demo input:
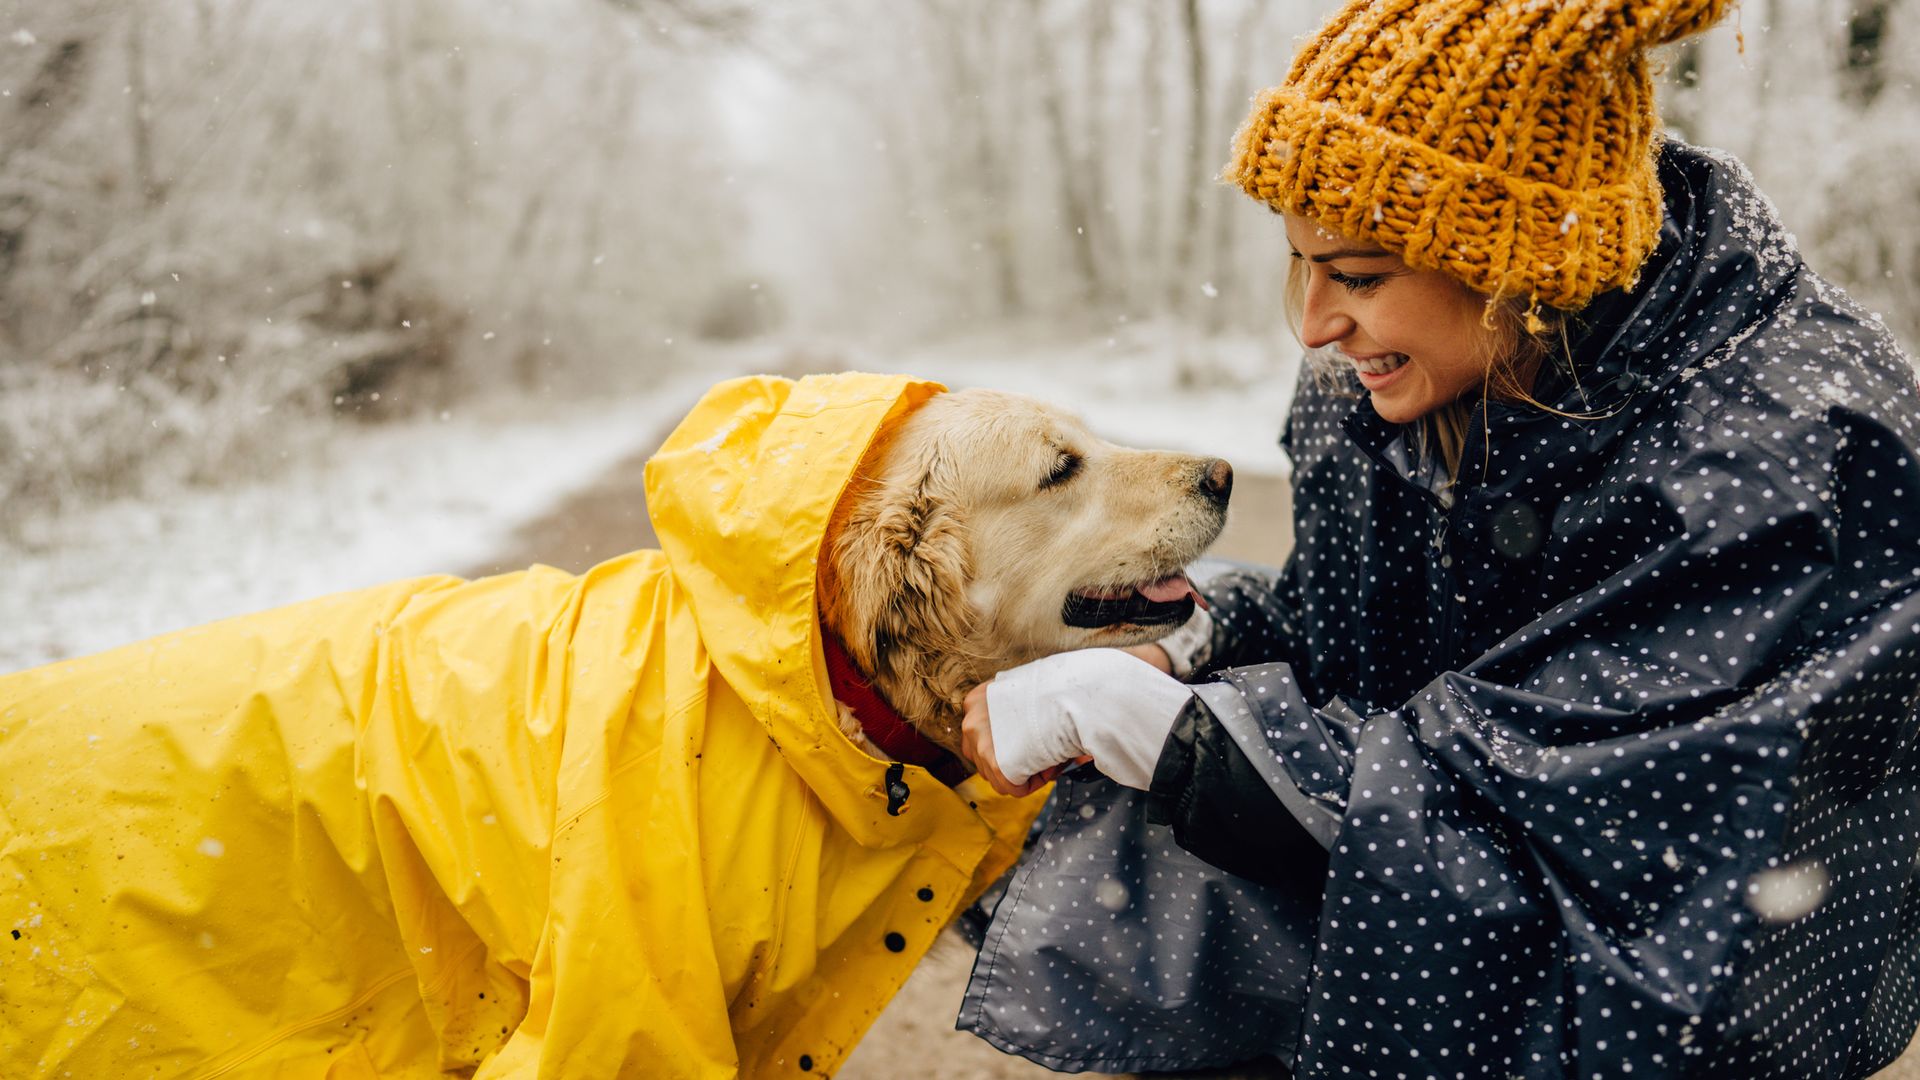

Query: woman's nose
[1298,278,1353,349]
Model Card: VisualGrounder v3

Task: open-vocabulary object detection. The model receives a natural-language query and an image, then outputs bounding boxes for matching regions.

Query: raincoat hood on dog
[0,372,1042,1078]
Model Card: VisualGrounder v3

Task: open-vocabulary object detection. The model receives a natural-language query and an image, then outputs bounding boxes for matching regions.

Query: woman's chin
[1368,390,1424,425]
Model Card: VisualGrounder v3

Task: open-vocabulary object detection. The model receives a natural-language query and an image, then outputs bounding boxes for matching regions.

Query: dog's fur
[819,388,1230,755]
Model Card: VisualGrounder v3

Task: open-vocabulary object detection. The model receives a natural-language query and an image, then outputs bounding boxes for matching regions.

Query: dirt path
[469,427,1920,1079]
[464,448,662,578]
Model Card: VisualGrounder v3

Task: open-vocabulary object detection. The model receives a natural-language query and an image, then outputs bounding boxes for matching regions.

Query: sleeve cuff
[1154,605,1214,680]
[1144,688,1329,888]
[1193,682,1340,849]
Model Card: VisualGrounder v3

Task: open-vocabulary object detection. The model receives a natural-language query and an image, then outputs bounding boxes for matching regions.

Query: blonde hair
[1281,265,1576,481]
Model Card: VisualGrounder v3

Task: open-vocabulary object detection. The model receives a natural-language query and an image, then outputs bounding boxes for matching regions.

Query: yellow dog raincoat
[0,373,1041,1078]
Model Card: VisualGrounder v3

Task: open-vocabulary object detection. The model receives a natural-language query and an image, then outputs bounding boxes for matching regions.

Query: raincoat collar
[822,627,970,786]
[1544,136,1805,412]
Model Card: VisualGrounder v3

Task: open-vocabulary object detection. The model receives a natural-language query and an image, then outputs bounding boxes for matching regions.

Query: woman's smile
[1344,351,1411,386]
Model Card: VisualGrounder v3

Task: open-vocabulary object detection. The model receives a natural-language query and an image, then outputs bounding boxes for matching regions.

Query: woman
[960,0,1920,1076]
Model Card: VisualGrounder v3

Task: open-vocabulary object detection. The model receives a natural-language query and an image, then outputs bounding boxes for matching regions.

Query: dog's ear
[820,446,976,714]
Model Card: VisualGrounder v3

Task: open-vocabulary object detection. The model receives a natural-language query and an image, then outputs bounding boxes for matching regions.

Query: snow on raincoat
[963,140,1920,1077]
[0,372,1043,1079]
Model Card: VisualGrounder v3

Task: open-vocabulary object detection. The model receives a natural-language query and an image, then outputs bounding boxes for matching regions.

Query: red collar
[821,629,970,787]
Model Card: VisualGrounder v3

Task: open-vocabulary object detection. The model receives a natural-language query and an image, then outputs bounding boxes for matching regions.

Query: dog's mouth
[1061,572,1208,629]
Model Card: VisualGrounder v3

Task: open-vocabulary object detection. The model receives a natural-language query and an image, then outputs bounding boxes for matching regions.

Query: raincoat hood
[1,372,1042,1079]
[645,374,976,844]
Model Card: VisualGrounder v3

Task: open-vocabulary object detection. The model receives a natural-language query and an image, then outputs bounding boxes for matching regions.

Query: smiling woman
[956,0,1920,1076]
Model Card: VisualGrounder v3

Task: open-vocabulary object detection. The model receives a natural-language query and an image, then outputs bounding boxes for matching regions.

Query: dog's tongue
[1139,572,1208,611]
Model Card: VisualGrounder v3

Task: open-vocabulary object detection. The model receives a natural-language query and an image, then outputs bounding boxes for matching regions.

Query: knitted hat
[1227,0,1736,311]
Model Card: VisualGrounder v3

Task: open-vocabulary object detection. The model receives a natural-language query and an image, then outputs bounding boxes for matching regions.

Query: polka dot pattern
[958,769,1317,1073]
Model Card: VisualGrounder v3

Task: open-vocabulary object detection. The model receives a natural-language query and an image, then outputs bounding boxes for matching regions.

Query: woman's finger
[959,682,1050,797]
[959,684,1015,794]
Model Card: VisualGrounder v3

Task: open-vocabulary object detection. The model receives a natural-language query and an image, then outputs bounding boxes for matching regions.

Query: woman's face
[1284,215,1499,424]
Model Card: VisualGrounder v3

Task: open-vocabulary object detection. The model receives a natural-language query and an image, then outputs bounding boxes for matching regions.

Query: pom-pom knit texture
[1228,0,1737,310]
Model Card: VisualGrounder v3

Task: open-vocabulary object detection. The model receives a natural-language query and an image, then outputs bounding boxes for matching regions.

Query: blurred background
[1,0,1916,670]
[3,4,1918,1076]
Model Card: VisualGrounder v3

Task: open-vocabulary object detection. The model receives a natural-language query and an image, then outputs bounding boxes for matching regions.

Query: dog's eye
[1040,452,1081,490]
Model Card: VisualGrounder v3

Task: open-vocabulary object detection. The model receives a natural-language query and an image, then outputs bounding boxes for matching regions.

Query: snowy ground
[0,327,1301,674]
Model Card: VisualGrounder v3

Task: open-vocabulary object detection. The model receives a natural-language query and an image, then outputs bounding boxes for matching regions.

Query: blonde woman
[959,0,1920,1075]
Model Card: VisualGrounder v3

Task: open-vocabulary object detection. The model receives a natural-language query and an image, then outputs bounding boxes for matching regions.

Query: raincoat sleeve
[1147,403,1920,1074]
[1145,690,1332,886]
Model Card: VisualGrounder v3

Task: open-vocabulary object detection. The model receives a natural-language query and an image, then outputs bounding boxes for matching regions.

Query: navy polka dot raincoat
[962,141,1920,1077]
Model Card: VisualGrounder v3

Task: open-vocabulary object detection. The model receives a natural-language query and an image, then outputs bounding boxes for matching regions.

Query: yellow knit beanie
[1228,0,1737,312]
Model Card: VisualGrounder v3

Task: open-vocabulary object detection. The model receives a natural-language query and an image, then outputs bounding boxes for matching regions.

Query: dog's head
[820,388,1230,747]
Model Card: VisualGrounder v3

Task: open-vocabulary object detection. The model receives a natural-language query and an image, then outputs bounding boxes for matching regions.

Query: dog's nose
[1198,458,1233,508]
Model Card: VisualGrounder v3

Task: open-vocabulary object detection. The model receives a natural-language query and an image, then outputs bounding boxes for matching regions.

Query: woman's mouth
[1349,352,1410,388]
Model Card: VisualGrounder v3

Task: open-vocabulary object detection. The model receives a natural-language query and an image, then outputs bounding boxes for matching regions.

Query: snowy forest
[2,0,1918,668]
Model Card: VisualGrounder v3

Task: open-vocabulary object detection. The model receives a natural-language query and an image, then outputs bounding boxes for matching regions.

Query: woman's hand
[1121,643,1174,674]
[958,649,1197,797]
[960,683,1065,797]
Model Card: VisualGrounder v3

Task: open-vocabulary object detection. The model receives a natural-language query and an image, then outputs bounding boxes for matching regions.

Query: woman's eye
[1041,452,1081,489]
[1328,269,1385,294]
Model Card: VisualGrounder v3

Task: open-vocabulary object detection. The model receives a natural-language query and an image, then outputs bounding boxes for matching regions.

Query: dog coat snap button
[883,762,910,816]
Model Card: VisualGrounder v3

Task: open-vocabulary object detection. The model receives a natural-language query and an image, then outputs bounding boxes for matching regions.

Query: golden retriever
[822,387,1232,758]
